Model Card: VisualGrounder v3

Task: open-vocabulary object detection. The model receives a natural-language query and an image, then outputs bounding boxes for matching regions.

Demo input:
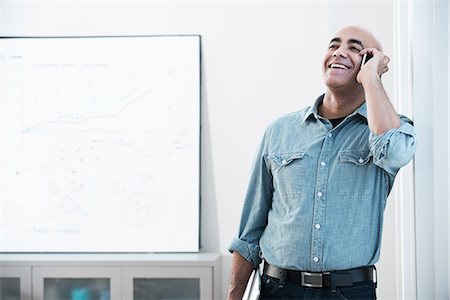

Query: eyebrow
[329,37,364,48]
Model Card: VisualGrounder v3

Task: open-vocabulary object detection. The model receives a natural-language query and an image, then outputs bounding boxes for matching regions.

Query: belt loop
[278,268,287,289]
[330,271,337,293]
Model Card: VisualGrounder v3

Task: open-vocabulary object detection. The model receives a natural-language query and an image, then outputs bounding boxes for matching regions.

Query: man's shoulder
[267,106,312,130]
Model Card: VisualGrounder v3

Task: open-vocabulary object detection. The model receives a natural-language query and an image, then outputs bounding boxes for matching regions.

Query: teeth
[330,63,349,70]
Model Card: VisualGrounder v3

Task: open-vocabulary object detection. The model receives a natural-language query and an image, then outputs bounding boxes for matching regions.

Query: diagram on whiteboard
[0,36,200,252]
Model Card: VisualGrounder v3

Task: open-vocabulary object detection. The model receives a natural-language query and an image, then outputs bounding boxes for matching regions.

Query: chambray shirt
[229,95,416,272]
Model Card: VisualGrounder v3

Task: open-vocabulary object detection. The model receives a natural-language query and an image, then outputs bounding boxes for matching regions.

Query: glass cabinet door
[0,267,31,300]
[44,278,110,300]
[123,267,212,300]
[0,277,20,300]
[134,278,200,300]
[33,267,121,300]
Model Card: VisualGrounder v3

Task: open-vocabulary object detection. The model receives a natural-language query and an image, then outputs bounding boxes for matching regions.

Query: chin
[324,78,346,89]
[324,74,360,90]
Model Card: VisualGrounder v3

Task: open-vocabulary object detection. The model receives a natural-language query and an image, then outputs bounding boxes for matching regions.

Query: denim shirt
[229,95,416,272]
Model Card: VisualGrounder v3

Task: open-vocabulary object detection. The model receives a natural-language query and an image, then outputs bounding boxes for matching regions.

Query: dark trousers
[260,274,377,300]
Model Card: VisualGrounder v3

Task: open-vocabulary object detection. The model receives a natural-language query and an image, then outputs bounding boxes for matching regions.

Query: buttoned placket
[310,124,336,271]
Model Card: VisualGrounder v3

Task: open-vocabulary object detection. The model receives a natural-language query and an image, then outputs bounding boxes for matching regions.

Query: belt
[263,262,375,288]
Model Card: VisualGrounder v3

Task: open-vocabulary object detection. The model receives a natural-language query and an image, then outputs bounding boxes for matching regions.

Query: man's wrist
[360,73,382,89]
[226,286,246,300]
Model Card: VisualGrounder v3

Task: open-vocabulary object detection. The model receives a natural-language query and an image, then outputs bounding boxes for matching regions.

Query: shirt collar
[302,94,368,124]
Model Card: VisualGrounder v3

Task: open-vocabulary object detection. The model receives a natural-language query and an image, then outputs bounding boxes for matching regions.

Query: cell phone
[360,53,373,70]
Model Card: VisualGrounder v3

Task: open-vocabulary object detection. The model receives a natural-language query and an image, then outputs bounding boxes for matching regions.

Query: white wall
[1,1,413,298]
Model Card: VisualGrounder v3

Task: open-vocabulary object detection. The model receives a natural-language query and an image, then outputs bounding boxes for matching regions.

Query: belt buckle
[301,271,329,288]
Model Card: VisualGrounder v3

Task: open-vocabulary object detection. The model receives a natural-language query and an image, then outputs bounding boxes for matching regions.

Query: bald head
[333,25,383,51]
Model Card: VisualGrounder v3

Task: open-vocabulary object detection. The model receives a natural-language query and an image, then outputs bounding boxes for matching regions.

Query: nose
[332,46,348,58]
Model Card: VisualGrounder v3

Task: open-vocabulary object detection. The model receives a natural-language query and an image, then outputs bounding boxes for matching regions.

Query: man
[227,25,416,299]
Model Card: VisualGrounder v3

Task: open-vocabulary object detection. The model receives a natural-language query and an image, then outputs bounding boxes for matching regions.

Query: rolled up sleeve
[369,115,416,176]
[228,130,273,269]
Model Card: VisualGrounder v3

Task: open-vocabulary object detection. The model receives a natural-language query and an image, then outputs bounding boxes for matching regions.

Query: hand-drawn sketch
[0,36,200,252]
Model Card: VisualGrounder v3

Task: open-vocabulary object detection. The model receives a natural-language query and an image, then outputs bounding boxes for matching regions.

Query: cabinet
[0,253,220,300]
[0,267,31,300]
[123,267,211,299]
[33,267,121,300]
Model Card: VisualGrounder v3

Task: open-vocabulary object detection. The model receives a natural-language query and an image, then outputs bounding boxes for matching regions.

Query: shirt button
[317,192,323,197]
[315,224,321,229]
[282,159,287,164]
[328,133,333,138]
[320,161,326,167]
[313,257,319,263]
[358,158,364,163]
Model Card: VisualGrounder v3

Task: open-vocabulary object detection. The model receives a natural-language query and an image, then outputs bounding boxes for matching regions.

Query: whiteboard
[0,36,201,252]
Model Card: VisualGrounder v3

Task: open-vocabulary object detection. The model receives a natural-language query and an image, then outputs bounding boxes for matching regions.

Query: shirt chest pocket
[338,149,374,188]
[268,152,310,199]
[339,149,371,165]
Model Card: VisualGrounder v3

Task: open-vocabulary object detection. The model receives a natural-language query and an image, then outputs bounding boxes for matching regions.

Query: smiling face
[322,26,382,92]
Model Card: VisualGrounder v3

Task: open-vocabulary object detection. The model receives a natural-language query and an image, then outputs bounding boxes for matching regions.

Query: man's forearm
[363,75,400,135]
[357,49,400,135]
[226,251,255,300]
